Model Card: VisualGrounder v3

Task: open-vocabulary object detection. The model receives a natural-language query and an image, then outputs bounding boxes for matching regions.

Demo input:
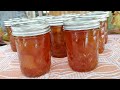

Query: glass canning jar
[47,18,68,58]
[63,19,100,72]
[4,21,17,52]
[12,21,51,77]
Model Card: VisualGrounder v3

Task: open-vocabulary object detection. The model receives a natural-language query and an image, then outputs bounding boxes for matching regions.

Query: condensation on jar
[12,21,51,77]
[63,19,100,72]
[4,21,17,52]
[47,17,68,58]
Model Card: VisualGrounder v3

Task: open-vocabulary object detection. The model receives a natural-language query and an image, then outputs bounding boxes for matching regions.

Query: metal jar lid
[88,11,109,17]
[4,21,11,26]
[77,14,107,22]
[11,20,50,37]
[47,16,73,26]
[63,19,100,30]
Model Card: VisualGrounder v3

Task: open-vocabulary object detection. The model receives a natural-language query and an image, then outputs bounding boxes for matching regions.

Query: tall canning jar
[63,19,100,72]
[47,18,67,58]
[4,21,17,52]
[11,21,51,77]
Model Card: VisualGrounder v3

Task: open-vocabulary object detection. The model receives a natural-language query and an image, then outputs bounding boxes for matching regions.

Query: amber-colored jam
[104,21,108,44]
[50,26,67,58]
[15,32,51,77]
[6,26,11,40]
[6,26,17,52]
[105,32,108,44]
[99,22,105,54]
[64,29,99,72]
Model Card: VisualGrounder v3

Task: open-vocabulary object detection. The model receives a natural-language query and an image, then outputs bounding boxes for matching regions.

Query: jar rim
[4,21,11,26]
[64,18,100,25]
[63,25,100,31]
[63,19,100,30]
[77,14,107,21]
[47,16,73,26]
[88,11,109,17]
[47,18,64,26]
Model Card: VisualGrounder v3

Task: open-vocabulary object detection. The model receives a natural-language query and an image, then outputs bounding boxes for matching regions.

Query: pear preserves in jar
[64,19,100,72]
[12,21,51,77]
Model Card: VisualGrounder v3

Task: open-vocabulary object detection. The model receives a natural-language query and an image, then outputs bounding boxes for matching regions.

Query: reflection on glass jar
[12,21,51,77]
[79,12,108,53]
[64,19,100,72]
[88,11,110,44]
[104,20,108,44]
[99,22,105,54]
[98,20,106,54]
[100,16,109,45]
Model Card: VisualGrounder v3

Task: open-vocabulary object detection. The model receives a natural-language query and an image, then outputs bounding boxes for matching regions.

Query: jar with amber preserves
[4,21,17,52]
[98,17,107,53]
[47,18,67,58]
[78,14,108,53]
[11,21,51,77]
[63,19,100,72]
[4,18,29,52]
[89,11,109,44]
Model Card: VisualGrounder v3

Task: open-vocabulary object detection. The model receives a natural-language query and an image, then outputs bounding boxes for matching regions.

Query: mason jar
[47,18,67,58]
[5,18,29,52]
[4,21,17,52]
[11,20,51,77]
[88,11,109,44]
[78,14,108,53]
[63,19,100,72]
